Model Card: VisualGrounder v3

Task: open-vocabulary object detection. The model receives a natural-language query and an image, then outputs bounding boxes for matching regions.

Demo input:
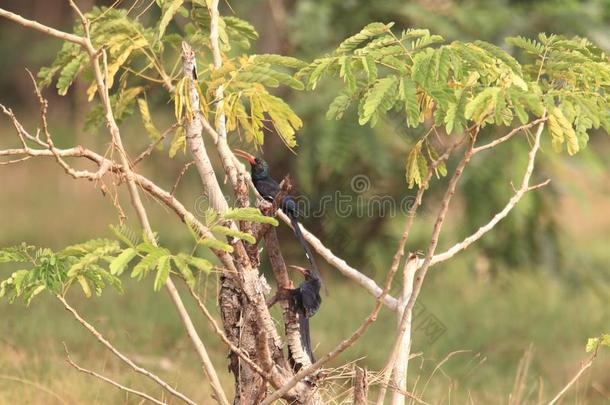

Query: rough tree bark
[181,6,322,401]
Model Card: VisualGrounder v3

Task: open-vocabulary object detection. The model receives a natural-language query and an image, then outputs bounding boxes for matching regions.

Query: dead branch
[386,133,465,307]
[133,124,178,165]
[57,295,195,405]
[205,1,243,193]
[0,7,85,46]
[353,366,368,405]
[277,210,400,311]
[382,118,548,405]
[430,119,549,267]
[64,343,168,405]
[186,286,272,380]
[390,256,420,405]
[171,161,195,195]
[548,343,601,405]
[180,42,230,214]
[471,118,547,154]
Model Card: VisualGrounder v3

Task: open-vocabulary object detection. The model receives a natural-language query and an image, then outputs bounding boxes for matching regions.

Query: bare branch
[204,1,243,192]
[0,156,31,165]
[430,119,548,267]
[472,118,547,154]
[64,344,168,405]
[390,257,419,405]
[382,118,547,405]
[381,134,465,351]
[277,210,400,311]
[133,124,178,165]
[353,367,369,405]
[57,295,196,405]
[0,142,235,270]
[0,105,110,179]
[186,286,272,380]
[0,7,85,45]
[548,346,600,405]
[171,161,195,195]
[180,42,230,213]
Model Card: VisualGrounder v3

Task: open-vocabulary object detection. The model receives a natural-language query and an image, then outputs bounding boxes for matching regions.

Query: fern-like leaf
[223,207,279,225]
[360,76,399,127]
[335,22,394,54]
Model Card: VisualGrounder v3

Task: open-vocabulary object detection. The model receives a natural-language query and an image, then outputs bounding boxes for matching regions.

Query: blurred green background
[1,0,609,403]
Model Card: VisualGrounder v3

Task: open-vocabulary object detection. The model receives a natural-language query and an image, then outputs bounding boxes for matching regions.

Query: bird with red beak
[234,148,322,362]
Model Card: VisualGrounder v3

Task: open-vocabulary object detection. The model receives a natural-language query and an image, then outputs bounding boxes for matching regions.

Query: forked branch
[64,344,168,405]
[57,295,196,405]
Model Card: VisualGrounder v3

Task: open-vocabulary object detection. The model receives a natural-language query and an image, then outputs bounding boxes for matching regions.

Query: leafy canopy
[37,3,308,151]
[0,205,277,303]
[299,24,610,188]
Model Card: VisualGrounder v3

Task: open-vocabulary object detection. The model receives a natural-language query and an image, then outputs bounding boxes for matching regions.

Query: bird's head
[289,265,313,279]
[234,149,269,180]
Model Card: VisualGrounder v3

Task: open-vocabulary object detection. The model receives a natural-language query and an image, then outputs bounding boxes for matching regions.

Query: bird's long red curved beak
[289,265,309,277]
[234,149,256,165]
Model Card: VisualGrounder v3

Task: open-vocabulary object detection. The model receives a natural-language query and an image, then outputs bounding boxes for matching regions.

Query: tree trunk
[391,256,417,405]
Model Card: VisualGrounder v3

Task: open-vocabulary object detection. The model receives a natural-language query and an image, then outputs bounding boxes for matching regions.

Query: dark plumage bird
[235,149,322,362]
[289,266,321,363]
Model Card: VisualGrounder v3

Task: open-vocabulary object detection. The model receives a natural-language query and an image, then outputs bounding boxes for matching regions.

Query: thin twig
[0,156,31,165]
[0,7,85,45]
[548,345,600,405]
[171,161,194,195]
[63,343,168,405]
[57,295,196,405]
[430,117,548,268]
[133,124,178,165]
[0,374,68,405]
[186,285,271,380]
[472,118,547,154]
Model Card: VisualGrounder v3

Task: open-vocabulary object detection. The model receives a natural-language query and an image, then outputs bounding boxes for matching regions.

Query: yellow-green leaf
[137,98,162,146]
[153,255,171,291]
[173,256,195,288]
[169,127,186,158]
[158,0,184,39]
[77,275,92,298]
[211,225,256,244]
[109,248,137,275]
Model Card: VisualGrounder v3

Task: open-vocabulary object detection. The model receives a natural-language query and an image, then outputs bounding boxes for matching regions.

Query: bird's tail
[289,214,321,280]
[298,310,315,363]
